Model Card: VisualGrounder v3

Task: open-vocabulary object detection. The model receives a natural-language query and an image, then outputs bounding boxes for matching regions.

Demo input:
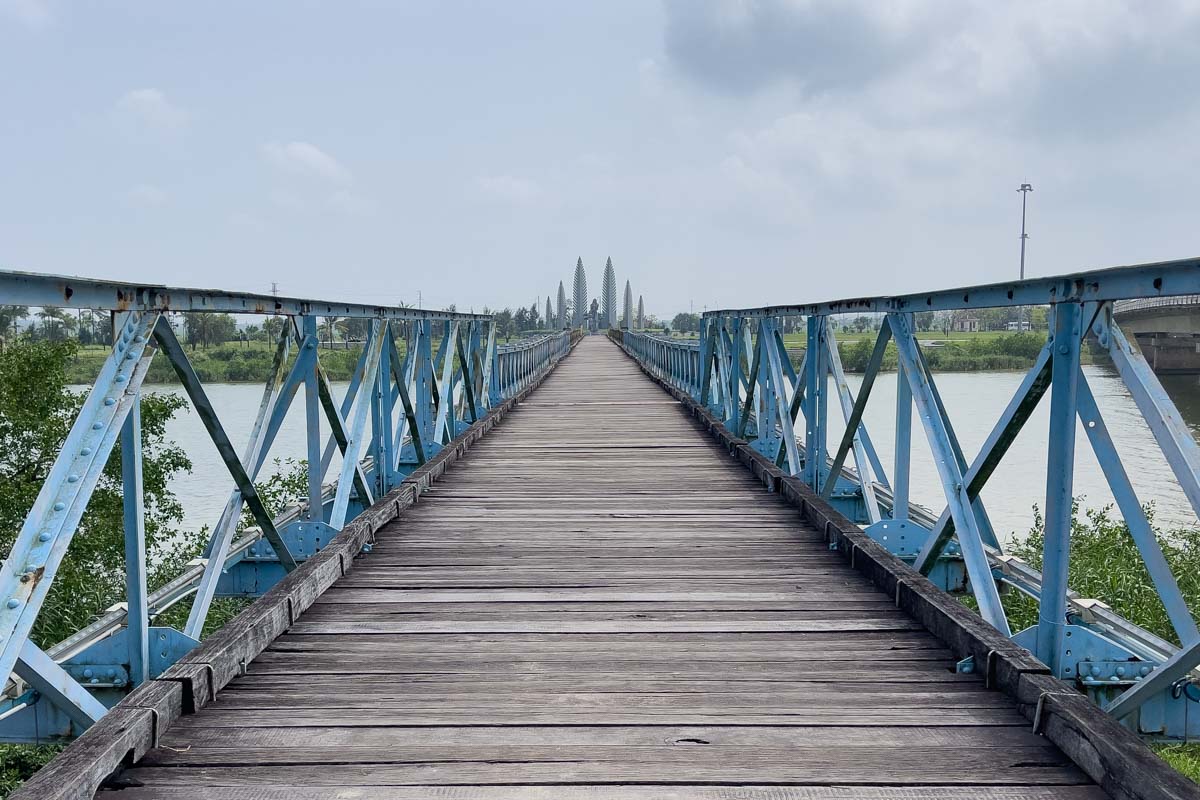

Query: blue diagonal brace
[889,312,1010,635]
[1077,372,1199,646]
[15,641,106,731]
[153,318,297,572]
[913,344,1053,573]
[0,311,159,684]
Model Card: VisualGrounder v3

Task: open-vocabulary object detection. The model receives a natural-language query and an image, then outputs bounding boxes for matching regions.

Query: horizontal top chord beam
[703,256,1200,317]
[0,269,490,320]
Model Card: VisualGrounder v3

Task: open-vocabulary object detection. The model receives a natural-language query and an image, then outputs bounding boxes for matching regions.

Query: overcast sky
[2,1,1197,318]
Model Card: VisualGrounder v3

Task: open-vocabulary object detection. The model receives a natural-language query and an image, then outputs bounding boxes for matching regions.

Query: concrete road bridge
[1115,296,1200,373]
[6,261,1200,798]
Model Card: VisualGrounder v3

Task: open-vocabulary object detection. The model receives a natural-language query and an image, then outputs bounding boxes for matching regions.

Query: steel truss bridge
[6,261,1200,798]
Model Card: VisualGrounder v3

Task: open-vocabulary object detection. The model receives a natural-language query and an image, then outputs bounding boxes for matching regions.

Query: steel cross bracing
[616,256,1200,742]
[0,270,575,740]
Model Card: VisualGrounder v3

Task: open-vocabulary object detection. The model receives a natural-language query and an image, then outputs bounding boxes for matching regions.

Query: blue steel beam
[913,344,1053,573]
[704,256,1200,318]
[0,268,489,321]
[821,321,890,522]
[1076,374,1199,646]
[0,311,159,684]
[120,396,149,687]
[894,363,912,521]
[1099,314,1200,522]
[329,323,386,529]
[14,642,106,731]
[888,312,1010,635]
[153,319,298,571]
[1037,302,1083,673]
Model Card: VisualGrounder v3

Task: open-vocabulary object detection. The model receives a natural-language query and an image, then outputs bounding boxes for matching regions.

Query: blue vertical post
[894,351,912,520]
[417,321,436,446]
[727,318,743,428]
[803,316,828,492]
[1037,302,1082,675]
[302,317,322,522]
[121,384,148,685]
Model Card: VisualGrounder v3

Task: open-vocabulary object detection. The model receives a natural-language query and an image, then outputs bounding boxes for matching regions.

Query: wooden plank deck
[99,336,1106,799]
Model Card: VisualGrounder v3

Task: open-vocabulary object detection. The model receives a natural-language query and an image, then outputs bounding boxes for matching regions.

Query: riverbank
[65,341,371,384]
[669,330,1092,373]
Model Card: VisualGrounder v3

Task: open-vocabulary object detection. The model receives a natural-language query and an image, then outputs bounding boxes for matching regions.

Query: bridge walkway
[100,337,1104,798]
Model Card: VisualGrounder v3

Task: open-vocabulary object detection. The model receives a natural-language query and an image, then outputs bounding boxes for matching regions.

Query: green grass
[1156,744,1200,781]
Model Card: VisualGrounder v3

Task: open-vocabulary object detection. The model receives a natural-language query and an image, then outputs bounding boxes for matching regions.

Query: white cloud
[262,141,352,184]
[115,89,190,130]
[0,0,53,28]
[477,174,541,204]
[122,184,169,207]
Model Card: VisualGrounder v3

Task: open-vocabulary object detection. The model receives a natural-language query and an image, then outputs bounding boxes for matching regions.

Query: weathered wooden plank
[108,759,1090,787]
[98,786,1110,800]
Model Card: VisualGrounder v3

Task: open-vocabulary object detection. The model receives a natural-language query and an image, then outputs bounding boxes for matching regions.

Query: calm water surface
[127,367,1200,542]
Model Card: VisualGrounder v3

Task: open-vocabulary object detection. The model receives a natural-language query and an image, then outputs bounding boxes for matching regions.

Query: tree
[529,302,540,330]
[671,312,700,333]
[494,308,516,340]
[0,306,28,346]
[636,296,644,330]
[37,307,75,341]
[321,316,341,349]
[556,282,567,329]
[601,257,617,329]
[183,313,236,349]
[263,316,287,343]
[341,318,370,343]
[622,280,633,330]
[572,258,588,327]
[514,307,530,332]
[545,297,553,331]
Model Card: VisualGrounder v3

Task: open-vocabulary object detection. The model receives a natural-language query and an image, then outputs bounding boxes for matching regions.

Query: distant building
[952,314,981,333]
[1006,320,1032,331]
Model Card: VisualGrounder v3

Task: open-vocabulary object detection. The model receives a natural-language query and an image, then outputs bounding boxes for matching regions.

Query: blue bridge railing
[0,270,575,740]
[613,256,1200,741]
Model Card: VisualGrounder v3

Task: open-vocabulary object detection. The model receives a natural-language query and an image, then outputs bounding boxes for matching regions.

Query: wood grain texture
[94,337,1106,799]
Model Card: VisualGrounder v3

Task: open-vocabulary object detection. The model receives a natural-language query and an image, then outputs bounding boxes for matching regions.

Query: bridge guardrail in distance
[614,255,1200,742]
[0,269,574,740]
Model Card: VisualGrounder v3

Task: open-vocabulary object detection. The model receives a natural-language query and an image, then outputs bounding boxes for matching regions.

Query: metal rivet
[83,668,93,678]
[116,374,127,383]
[67,474,79,483]
[81,447,92,455]
[104,397,116,406]
[53,502,66,511]
[5,599,19,609]
[38,532,51,542]
[92,422,103,430]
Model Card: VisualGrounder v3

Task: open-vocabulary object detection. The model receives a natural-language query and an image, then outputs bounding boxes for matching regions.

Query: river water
[126,367,1200,544]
